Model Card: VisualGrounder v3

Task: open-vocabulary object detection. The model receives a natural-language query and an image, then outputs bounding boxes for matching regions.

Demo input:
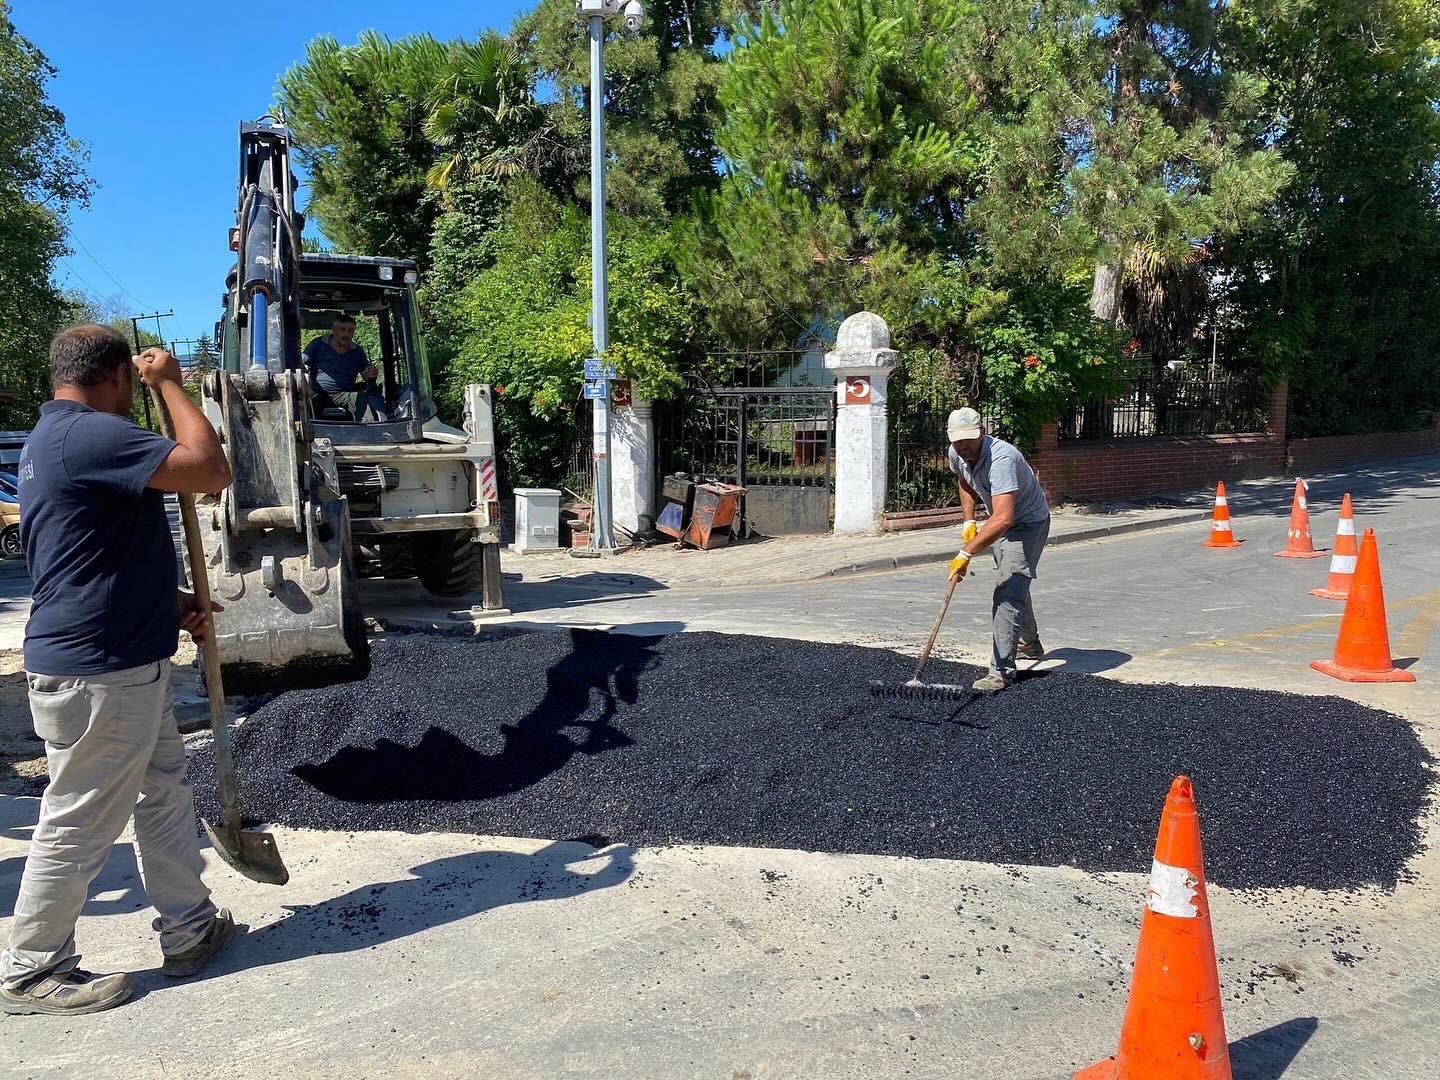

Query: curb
[813,509,1212,580]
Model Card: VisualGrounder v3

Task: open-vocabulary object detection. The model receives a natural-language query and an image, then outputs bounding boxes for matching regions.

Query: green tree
[446,181,705,482]
[420,33,545,368]
[1071,0,1291,340]
[678,0,1118,446]
[1221,0,1440,434]
[680,0,983,346]
[0,1,93,428]
[511,0,745,217]
[277,31,450,262]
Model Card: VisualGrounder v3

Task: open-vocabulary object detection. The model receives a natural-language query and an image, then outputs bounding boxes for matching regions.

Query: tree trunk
[1090,262,1123,322]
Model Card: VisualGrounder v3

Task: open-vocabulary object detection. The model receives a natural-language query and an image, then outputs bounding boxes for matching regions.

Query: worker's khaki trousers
[1,660,216,989]
[989,516,1050,679]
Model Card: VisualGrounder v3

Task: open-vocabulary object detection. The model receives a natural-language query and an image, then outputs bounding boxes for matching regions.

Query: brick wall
[1031,430,1282,504]
[896,381,1435,510]
[1289,417,1440,474]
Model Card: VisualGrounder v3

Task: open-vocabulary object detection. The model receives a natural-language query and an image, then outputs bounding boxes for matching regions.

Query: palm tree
[423,35,542,195]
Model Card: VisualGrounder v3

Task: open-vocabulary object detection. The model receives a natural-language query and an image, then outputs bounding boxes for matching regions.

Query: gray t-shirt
[947,436,1049,524]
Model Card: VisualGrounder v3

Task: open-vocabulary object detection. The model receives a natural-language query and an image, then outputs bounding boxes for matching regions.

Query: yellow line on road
[1395,591,1440,660]
[1146,589,1440,660]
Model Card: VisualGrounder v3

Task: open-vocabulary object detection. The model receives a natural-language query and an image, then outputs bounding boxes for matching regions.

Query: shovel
[156,392,289,886]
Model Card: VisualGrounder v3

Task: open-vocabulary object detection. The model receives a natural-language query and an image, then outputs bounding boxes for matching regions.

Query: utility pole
[126,309,174,429]
[576,0,644,553]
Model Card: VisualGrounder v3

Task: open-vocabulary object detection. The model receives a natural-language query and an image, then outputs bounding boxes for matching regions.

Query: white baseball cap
[946,407,983,441]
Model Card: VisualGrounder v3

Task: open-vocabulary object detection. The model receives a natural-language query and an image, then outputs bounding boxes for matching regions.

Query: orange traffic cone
[1075,777,1231,1080]
[1310,528,1415,683]
[1273,479,1326,559]
[1311,494,1357,599]
[1201,482,1242,548]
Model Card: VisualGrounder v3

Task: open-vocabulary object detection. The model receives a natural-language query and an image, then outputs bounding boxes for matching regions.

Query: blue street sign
[583,358,603,379]
[583,381,607,400]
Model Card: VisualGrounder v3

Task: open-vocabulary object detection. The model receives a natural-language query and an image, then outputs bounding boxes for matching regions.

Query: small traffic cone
[1311,493,1357,599]
[1310,528,1415,683]
[1273,479,1326,559]
[1201,482,1242,548]
[1075,777,1231,1080]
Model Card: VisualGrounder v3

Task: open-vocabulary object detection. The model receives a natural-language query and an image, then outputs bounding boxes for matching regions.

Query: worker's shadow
[292,628,664,803]
[0,843,150,920]
[142,840,634,992]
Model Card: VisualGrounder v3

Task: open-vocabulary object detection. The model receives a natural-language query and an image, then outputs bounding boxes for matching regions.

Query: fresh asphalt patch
[191,630,1432,891]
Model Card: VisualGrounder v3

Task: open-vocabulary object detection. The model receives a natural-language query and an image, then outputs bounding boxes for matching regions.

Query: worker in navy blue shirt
[303,314,379,420]
[1,326,235,1017]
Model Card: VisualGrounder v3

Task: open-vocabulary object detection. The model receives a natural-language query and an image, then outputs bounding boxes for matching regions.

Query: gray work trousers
[989,516,1050,679]
[1,660,216,988]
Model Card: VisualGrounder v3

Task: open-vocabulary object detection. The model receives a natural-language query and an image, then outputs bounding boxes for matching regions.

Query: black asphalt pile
[190,630,1432,891]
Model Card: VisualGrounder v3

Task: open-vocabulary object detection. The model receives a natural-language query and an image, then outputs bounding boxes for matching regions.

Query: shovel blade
[202,818,290,886]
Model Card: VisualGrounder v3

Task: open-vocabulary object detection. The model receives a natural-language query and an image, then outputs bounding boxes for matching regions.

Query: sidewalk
[504,504,1210,589]
[503,453,1440,591]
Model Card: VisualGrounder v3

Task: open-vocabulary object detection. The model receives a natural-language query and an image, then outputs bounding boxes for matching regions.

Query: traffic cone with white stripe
[1074,777,1231,1080]
[1311,494,1357,599]
[1273,479,1326,559]
[1311,528,1415,683]
[1201,482,1242,548]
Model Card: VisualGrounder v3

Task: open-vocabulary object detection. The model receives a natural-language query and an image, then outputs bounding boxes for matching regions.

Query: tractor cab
[297,253,436,446]
[220,253,438,446]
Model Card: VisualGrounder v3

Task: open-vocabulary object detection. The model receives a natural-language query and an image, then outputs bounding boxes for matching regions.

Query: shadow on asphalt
[294,630,662,805]
[1230,1015,1319,1079]
[135,840,635,996]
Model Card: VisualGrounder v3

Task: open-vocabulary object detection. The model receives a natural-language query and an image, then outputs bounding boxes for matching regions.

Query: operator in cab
[303,314,379,420]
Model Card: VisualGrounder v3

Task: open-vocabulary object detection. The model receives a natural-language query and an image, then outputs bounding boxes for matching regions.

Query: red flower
[1124,338,1141,357]
[494,386,506,396]
[1024,355,1040,368]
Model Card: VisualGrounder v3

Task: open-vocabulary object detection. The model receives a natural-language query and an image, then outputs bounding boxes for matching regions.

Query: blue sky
[13,0,533,350]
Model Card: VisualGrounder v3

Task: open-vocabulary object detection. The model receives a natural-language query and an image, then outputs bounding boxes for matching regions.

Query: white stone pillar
[610,395,655,535]
[825,312,898,535]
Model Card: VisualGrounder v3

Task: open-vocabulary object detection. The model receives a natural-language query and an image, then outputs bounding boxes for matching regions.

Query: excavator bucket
[198,367,369,692]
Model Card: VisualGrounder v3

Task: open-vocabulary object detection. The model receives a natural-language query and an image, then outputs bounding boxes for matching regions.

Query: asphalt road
[380,467,1440,697]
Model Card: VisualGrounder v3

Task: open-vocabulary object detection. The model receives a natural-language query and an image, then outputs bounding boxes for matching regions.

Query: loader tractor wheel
[379,539,418,581]
[415,529,484,598]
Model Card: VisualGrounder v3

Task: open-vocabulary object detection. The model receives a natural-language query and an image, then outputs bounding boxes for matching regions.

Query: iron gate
[655,386,835,535]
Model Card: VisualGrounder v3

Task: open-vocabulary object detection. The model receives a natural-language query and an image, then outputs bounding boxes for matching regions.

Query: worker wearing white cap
[945,407,1051,692]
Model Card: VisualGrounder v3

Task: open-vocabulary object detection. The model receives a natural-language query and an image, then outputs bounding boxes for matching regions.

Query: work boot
[972,672,1009,693]
[1017,639,1046,661]
[0,968,132,1016]
[160,909,235,979]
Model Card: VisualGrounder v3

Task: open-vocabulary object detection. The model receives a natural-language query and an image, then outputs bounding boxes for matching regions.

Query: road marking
[1146,589,1440,660]
[1395,592,1440,661]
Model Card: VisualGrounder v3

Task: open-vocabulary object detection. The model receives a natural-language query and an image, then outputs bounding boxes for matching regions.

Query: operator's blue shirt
[20,400,178,675]
[304,337,369,395]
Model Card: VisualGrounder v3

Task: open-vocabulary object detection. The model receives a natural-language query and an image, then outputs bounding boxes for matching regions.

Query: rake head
[868,679,971,703]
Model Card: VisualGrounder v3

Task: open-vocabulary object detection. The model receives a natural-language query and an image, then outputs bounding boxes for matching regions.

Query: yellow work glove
[948,520,980,579]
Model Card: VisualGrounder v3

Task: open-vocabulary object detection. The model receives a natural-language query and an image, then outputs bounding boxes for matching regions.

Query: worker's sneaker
[0,968,132,1016]
[972,673,1009,693]
[1017,639,1046,660]
[160,909,235,979]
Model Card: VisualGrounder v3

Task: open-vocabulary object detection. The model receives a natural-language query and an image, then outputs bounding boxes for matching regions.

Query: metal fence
[1059,360,1268,440]
[654,386,835,490]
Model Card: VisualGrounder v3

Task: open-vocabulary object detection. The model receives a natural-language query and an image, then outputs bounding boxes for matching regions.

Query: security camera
[622,0,644,30]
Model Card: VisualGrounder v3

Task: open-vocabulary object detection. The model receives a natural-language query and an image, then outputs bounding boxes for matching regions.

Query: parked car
[0,472,22,559]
